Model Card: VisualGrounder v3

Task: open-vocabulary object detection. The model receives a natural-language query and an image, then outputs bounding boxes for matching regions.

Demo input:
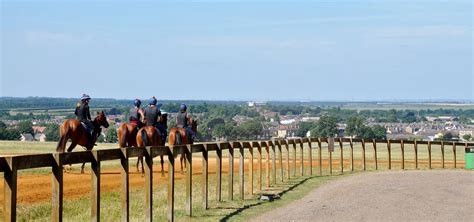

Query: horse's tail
[118,125,128,148]
[175,130,182,145]
[56,122,68,152]
[141,129,148,146]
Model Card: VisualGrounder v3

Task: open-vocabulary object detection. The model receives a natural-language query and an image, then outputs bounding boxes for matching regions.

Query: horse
[118,122,140,148]
[168,118,198,172]
[56,111,109,173]
[135,126,164,174]
[135,113,168,174]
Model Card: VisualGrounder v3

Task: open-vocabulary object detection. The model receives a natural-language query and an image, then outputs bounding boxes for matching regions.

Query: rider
[143,97,166,143]
[75,93,94,147]
[176,103,195,142]
[129,99,145,128]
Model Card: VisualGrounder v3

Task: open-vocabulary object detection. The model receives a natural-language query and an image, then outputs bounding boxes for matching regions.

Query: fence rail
[1,138,473,222]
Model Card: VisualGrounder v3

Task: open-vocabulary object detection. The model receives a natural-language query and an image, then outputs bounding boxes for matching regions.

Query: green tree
[17,121,33,134]
[297,122,318,137]
[371,125,387,139]
[105,126,118,143]
[345,116,366,138]
[44,123,60,141]
[311,115,338,138]
[239,120,263,140]
[443,132,453,141]
[462,134,472,141]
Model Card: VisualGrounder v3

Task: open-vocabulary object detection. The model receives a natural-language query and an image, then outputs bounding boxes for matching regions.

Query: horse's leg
[136,156,141,173]
[180,154,184,173]
[81,162,86,174]
[66,142,77,172]
[160,155,164,176]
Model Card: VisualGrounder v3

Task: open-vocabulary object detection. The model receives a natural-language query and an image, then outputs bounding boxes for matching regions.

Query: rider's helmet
[134,99,141,107]
[81,94,91,101]
[149,96,157,106]
[180,104,187,112]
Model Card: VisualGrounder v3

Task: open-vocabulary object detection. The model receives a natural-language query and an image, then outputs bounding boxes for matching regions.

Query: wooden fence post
[120,148,129,222]
[329,139,332,175]
[271,141,277,185]
[264,142,270,188]
[387,140,391,170]
[441,141,445,168]
[257,142,262,192]
[308,139,313,175]
[401,140,405,170]
[453,142,456,168]
[349,138,354,172]
[3,157,17,222]
[361,139,366,171]
[299,139,304,176]
[285,141,290,179]
[248,142,254,196]
[239,142,245,200]
[144,147,153,221]
[278,141,283,182]
[52,153,63,222]
[292,140,297,177]
[339,138,343,174]
[185,145,193,216]
[202,145,208,210]
[91,150,101,222]
[317,138,322,175]
[168,147,175,222]
[428,141,432,169]
[216,144,222,202]
[229,143,234,200]
[414,140,418,169]
[373,139,378,170]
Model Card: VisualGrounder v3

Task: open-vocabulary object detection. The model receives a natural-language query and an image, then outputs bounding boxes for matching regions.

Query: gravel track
[252,170,474,222]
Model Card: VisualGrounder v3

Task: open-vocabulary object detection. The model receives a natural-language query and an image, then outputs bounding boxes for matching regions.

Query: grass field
[0,140,469,221]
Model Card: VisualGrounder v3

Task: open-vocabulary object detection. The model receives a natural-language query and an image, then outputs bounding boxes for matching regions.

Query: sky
[1,0,472,101]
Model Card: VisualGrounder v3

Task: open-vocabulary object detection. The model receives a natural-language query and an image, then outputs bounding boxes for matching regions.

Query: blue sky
[1,0,472,101]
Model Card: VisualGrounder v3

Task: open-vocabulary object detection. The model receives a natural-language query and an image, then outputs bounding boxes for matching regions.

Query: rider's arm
[138,108,145,122]
[85,105,91,120]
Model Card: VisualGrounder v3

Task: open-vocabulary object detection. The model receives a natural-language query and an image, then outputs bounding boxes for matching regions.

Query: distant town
[0,97,473,143]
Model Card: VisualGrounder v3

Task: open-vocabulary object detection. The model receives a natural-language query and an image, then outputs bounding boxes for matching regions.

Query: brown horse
[118,123,140,148]
[56,111,109,173]
[135,126,164,174]
[168,118,198,172]
[135,113,168,173]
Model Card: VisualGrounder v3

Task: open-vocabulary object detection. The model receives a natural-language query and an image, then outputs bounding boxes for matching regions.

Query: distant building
[277,124,299,138]
[301,117,320,122]
[34,133,47,142]
[20,133,35,142]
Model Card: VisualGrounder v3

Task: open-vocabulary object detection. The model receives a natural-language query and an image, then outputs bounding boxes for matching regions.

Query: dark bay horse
[56,111,109,173]
[168,118,198,172]
[135,114,168,173]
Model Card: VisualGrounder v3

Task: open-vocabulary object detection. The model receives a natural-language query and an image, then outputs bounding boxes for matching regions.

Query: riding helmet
[81,94,91,101]
[149,96,157,105]
[134,99,141,107]
[180,103,187,111]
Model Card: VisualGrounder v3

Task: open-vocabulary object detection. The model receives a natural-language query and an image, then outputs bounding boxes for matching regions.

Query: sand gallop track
[253,170,474,222]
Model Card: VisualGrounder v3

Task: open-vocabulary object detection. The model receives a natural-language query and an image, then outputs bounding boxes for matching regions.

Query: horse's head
[94,111,110,129]
[189,118,198,133]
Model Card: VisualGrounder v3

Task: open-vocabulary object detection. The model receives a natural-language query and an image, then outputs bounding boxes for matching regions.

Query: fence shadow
[219,174,340,222]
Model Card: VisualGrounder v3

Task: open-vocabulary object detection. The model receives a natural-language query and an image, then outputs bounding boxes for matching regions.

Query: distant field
[340,103,474,110]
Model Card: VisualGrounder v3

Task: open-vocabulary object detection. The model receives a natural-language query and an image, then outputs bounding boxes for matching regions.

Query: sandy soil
[252,170,474,222]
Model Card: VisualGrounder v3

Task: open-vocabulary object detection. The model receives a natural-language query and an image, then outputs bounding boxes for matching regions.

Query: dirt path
[252,170,474,222]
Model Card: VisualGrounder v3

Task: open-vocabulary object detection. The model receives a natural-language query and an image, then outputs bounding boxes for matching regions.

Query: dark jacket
[176,112,189,128]
[75,103,91,122]
[144,106,161,126]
